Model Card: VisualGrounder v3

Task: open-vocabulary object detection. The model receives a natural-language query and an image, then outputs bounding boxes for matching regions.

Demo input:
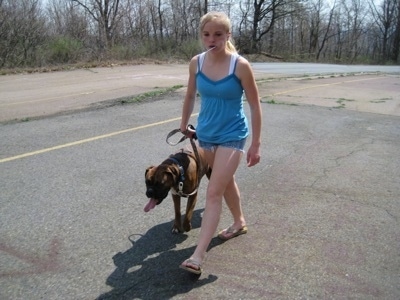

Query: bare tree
[70,0,122,53]
[0,0,47,67]
[315,0,336,60]
[125,0,149,42]
[392,0,400,62]
[47,0,87,39]
[168,0,202,44]
[303,0,339,61]
[237,0,298,54]
[45,0,90,62]
[1,0,399,68]
[340,0,368,62]
[370,0,398,61]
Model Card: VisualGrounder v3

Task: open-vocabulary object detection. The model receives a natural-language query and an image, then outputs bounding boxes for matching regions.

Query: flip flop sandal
[217,225,248,241]
[180,258,202,275]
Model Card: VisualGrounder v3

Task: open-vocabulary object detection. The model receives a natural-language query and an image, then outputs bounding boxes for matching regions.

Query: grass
[261,98,298,106]
[118,85,183,104]
[370,97,392,103]
[334,98,355,108]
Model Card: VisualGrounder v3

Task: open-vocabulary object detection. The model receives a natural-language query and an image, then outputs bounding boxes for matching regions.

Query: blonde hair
[199,11,237,53]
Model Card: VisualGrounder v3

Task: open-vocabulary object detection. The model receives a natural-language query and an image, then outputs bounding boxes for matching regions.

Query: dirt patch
[257,74,400,116]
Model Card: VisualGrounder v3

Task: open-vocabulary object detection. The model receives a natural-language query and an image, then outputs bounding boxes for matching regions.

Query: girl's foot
[180,258,202,275]
[217,225,248,240]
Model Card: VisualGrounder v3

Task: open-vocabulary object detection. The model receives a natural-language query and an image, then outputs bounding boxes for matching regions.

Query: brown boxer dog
[144,147,211,233]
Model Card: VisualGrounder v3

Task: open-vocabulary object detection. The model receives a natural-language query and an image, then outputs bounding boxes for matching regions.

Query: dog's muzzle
[146,187,169,203]
[144,187,169,212]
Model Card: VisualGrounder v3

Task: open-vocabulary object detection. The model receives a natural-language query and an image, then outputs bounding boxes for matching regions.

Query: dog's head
[144,164,178,212]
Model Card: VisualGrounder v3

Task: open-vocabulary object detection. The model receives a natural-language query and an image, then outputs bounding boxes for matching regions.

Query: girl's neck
[206,48,230,62]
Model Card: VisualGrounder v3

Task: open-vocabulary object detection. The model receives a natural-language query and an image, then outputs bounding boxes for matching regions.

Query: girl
[179,11,262,274]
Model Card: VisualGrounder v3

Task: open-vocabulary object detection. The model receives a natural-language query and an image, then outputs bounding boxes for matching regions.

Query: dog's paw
[183,221,192,232]
[171,227,182,234]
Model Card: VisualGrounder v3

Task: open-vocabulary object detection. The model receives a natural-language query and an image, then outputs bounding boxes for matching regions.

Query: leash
[166,124,197,146]
[166,125,202,198]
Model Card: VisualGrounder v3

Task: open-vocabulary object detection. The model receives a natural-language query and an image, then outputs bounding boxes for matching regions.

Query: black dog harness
[166,125,202,198]
[168,156,198,198]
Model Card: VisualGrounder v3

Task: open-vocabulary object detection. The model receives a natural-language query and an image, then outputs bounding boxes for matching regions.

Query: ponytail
[226,40,237,54]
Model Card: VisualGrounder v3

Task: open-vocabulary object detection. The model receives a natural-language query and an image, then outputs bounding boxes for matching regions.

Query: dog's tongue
[144,198,157,212]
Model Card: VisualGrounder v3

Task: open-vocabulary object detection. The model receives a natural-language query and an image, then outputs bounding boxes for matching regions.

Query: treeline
[0,0,399,69]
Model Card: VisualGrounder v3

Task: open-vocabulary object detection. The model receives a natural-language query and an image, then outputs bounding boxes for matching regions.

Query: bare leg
[222,176,246,230]
[181,146,243,270]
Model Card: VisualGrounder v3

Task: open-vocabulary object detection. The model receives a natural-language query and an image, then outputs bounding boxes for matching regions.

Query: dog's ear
[162,171,174,185]
[162,167,177,185]
[145,166,155,176]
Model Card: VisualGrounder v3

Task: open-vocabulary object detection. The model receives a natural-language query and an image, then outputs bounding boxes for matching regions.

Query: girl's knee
[206,184,224,201]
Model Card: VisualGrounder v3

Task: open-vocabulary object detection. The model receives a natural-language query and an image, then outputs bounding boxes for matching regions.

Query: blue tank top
[196,52,249,144]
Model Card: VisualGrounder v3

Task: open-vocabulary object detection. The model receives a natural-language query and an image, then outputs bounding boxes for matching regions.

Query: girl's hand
[247,144,261,167]
[181,125,197,139]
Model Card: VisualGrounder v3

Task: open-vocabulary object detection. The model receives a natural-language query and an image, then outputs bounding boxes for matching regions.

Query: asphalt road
[0,63,399,299]
[1,62,399,123]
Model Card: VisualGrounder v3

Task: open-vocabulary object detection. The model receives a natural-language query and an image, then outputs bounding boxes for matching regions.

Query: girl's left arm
[237,57,262,167]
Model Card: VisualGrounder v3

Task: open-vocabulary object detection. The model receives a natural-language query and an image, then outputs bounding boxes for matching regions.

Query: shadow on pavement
[97,209,221,300]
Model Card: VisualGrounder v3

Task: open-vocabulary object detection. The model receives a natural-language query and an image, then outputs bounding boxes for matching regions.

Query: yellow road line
[0,114,198,164]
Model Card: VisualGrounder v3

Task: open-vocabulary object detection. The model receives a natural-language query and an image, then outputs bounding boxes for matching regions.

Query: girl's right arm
[180,56,198,133]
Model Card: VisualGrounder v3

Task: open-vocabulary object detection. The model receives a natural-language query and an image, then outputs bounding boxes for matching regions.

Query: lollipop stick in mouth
[206,46,215,52]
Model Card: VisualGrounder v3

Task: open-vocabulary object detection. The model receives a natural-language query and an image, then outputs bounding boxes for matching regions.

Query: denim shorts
[198,138,247,153]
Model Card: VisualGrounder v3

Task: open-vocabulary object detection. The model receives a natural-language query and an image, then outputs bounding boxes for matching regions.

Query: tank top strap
[197,52,206,73]
[228,53,240,75]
